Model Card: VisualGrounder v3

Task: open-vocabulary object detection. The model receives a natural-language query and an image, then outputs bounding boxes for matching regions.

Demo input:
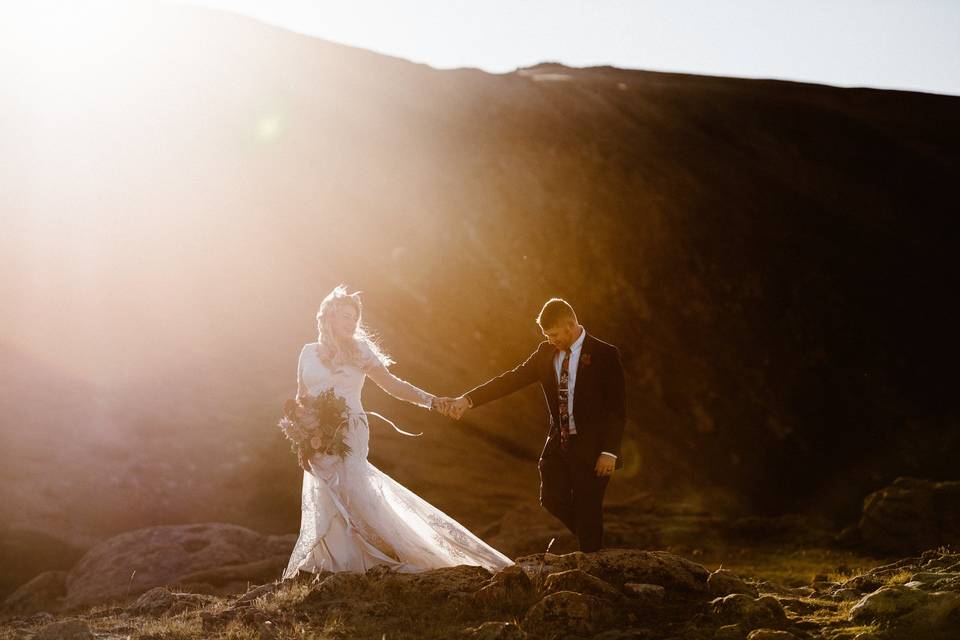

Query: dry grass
[133,614,202,640]
[219,619,261,640]
[834,596,860,619]
[883,569,915,586]
[827,567,869,583]
[699,545,895,587]
[253,581,311,616]
[818,624,883,640]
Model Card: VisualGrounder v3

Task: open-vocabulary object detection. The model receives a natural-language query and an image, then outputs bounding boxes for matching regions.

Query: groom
[440,298,626,552]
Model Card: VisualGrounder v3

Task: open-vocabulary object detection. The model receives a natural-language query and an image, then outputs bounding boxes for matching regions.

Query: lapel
[543,344,559,397]
[572,332,594,412]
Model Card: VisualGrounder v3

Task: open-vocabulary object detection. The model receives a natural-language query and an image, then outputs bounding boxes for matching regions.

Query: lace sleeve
[360,343,434,409]
[366,365,435,409]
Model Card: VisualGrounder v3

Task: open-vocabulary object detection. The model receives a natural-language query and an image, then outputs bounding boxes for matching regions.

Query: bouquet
[278,389,352,468]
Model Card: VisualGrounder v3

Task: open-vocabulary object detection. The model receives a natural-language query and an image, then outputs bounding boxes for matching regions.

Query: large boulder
[857,477,960,555]
[379,565,492,600]
[1,570,67,615]
[32,618,94,640]
[63,523,295,610]
[0,526,84,602]
[517,549,710,598]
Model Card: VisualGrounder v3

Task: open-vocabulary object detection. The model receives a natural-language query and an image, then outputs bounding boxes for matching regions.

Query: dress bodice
[299,343,367,415]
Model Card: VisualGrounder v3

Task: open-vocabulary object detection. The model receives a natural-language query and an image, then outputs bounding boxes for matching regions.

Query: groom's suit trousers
[464,332,626,552]
[539,435,609,552]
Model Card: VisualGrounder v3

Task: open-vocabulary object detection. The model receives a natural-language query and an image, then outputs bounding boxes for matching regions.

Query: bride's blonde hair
[316,285,393,369]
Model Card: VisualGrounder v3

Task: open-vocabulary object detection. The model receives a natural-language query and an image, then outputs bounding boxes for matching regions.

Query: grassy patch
[818,623,883,640]
[220,619,261,640]
[883,569,914,586]
[699,545,896,587]
[133,614,202,640]
[253,581,311,616]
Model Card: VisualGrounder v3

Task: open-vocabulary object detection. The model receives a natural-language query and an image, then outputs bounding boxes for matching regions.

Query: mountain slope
[1,3,958,546]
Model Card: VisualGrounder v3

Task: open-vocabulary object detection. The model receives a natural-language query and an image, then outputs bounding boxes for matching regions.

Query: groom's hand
[594,454,615,477]
[432,397,453,415]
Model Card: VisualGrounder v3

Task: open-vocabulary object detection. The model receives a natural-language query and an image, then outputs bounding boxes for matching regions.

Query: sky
[186,0,960,97]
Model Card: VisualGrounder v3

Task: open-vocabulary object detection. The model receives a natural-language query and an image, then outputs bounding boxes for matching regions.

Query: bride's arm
[365,363,435,410]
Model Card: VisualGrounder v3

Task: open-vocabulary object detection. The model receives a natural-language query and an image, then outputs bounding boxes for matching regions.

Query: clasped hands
[432,396,471,420]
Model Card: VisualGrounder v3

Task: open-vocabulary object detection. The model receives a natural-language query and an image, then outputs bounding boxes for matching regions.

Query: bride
[283,285,512,578]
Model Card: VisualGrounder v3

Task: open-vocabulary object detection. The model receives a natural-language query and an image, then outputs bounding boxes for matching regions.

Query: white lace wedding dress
[282,342,512,578]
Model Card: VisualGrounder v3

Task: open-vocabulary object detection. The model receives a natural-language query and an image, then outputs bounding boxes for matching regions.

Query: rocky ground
[3,546,960,640]
[3,477,959,640]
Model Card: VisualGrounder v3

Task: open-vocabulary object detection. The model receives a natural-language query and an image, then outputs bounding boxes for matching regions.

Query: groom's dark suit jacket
[465,333,627,470]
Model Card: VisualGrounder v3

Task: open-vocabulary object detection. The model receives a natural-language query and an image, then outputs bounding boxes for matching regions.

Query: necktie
[558,349,571,451]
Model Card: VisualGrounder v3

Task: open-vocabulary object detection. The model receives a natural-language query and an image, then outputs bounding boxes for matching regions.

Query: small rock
[258,620,277,640]
[523,590,617,637]
[474,565,533,608]
[810,580,837,594]
[126,586,214,616]
[776,597,819,616]
[543,569,621,599]
[33,618,94,640]
[708,569,759,598]
[849,585,930,623]
[715,623,745,640]
[711,593,788,631]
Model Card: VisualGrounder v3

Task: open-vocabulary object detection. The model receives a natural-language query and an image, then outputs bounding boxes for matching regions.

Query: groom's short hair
[537,298,577,329]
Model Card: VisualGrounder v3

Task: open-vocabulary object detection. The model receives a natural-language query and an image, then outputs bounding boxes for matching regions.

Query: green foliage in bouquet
[278,388,352,467]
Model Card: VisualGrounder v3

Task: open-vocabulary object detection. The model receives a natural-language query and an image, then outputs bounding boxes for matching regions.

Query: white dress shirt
[553,328,617,460]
